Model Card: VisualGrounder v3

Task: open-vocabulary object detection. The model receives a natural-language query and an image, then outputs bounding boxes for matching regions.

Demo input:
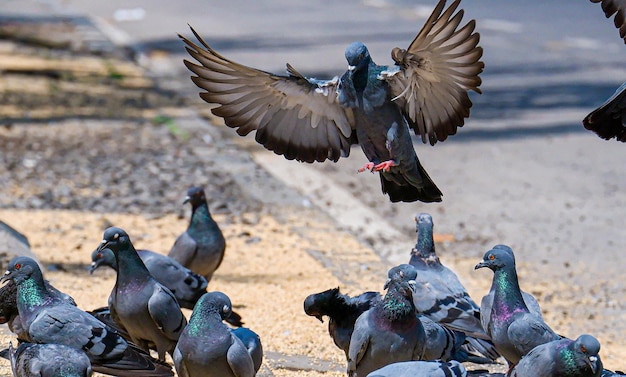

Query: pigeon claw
[373,160,398,172]
[357,162,376,173]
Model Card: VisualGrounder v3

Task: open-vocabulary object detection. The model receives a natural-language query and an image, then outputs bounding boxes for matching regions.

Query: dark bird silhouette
[583,0,626,142]
[179,0,483,202]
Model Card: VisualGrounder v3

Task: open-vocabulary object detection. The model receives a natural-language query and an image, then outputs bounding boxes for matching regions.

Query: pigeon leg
[373,160,398,172]
[357,162,376,173]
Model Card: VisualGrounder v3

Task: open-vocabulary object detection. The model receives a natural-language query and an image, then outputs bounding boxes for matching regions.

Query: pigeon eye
[580,345,586,353]
[488,254,495,260]
[14,263,21,270]
[96,253,102,259]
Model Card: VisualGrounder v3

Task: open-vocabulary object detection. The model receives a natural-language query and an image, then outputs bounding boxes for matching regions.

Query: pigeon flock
[0,0,623,376]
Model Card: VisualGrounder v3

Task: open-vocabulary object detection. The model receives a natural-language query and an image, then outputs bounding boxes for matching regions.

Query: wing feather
[383,0,484,145]
[180,27,356,163]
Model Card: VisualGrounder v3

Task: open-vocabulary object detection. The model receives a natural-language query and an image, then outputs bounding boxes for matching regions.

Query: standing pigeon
[366,360,467,377]
[583,0,626,142]
[407,213,499,361]
[179,0,484,203]
[304,287,381,357]
[97,227,187,361]
[168,186,226,282]
[90,247,208,310]
[510,334,603,377]
[173,291,256,377]
[1,256,173,377]
[2,341,93,377]
[231,327,264,373]
[347,270,425,377]
[475,245,560,368]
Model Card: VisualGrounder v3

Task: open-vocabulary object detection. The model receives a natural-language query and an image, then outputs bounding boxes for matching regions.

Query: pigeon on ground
[173,291,256,377]
[475,245,560,368]
[583,0,626,142]
[179,0,484,203]
[304,287,381,357]
[347,270,425,377]
[231,327,264,373]
[168,186,226,282]
[1,341,93,377]
[0,278,77,342]
[1,256,173,377]
[91,247,208,310]
[366,360,467,377]
[97,227,187,361]
[407,213,499,361]
[510,334,603,377]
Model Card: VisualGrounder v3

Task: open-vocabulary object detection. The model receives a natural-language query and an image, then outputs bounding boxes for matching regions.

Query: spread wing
[180,27,356,163]
[591,0,626,43]
[382,0,484,145]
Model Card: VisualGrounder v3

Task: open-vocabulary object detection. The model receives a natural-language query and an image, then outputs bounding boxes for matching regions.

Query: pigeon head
[475,245,516,271]
[385,264,418,289]
[303,287,341,322]
[194,291,232,320]
[97,227,132,254]
[412,212,436,259]
[415,213,433,225]
[344,42,371,72]
[2,256,41,285]
[572,335,602,373]
[184,186,207,208]
[90,247,116,274]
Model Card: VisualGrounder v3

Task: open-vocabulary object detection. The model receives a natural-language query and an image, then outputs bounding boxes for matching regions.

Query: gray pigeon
[231,327,264,373]
[475,245,560,368]
[1,256,173,377]
[97,227,187,361]
[347,270,425,377]
[583,0,626,142]
[510,335,602,377]
[179,0,483,203]
[407,213,499,361]
[3,341,92,377]
[0,279,76,342]
[173,291,256,377]
[304,287,381,357]
[168,186,226,282]
[90,247,208,310]
[366,360,467,377]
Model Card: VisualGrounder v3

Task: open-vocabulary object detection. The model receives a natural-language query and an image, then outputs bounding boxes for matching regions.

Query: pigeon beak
[347,65,356,71]
[96,239,110,252]
[588,356,598,373]
[383,278,391,290]
[474,261,488,270]
[1,270,13,284]
[183,196,191,205]
[408,279,417,293]
[89,262,97,274]
[315,314,324,323]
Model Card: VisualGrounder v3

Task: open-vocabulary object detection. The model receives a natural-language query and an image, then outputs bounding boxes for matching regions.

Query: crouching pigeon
[1,342,92,377]
[366,360,467,377]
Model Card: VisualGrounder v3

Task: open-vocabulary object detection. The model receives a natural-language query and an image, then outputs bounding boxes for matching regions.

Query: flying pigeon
[97,227,187,361]
[168,186,226,282]
[173,291,256,377]
[347,271,426,377]
[510,334,603,377]
[475,245,560,368]
[90,247,208,310]
[179,0,484,203]
[1,256,173,377]
[406,213,499,361]
[583,0,626,142]
[304,287,381,357]
[366,360,467,377]
[1,341,93,377]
